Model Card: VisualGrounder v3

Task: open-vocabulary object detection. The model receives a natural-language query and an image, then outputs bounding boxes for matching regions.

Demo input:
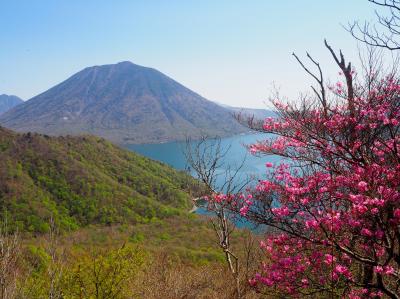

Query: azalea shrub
[208,65,400,297]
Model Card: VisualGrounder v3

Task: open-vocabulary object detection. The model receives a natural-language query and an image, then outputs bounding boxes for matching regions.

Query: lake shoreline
[189,197,207,213]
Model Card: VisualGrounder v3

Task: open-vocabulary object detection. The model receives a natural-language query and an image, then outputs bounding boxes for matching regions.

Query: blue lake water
[125,133,280,182]
[125,133,280,230]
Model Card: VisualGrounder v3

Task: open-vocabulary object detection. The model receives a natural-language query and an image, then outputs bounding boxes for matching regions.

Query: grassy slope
[0,126,203,232]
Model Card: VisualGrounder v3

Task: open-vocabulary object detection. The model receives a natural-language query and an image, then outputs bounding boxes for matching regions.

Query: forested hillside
[0,126,202,232]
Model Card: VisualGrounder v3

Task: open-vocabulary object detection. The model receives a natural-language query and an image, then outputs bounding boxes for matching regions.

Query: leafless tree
[184,136,253,299]
[348,0,400,50]
[46,217,64,299]
[0,217,20,299]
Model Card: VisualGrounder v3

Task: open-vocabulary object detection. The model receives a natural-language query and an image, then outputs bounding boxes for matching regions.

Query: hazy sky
[1,1,381,108]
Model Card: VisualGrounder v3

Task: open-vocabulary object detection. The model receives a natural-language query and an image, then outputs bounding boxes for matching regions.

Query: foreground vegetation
[0,127,267,298]
[1,215,267,299]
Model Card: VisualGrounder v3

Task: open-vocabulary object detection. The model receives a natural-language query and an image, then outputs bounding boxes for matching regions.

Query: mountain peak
[0,94,23,115]
[0,63,245,143]
[117,60,135,66]
[90,61,145,70]
[0,94,23,99]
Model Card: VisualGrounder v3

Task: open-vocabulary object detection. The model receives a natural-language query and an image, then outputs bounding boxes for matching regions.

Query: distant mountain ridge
[0,62,246,144]
[224,106,277,120]
[0,94,23,115]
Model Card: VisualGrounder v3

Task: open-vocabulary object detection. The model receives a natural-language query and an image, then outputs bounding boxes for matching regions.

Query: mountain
[0,62,246,144]
[0,126,202,232]
[0,94,23,115]
[222,105,277,121]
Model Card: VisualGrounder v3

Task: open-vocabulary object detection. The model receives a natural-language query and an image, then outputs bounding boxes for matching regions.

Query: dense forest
[0,126,203,232]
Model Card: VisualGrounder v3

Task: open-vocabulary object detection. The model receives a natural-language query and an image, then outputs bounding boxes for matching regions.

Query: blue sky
[1,0,380,108]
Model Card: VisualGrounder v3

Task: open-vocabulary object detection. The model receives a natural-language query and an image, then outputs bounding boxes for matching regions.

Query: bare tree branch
[324,40,355,115]
[348,0,400,50]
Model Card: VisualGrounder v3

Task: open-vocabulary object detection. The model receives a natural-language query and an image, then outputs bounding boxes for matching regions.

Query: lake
[125,133,280,230]
[125,133,280,182]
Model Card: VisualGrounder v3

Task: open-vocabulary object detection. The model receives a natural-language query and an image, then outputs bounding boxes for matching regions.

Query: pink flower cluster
[219,77,400,296]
